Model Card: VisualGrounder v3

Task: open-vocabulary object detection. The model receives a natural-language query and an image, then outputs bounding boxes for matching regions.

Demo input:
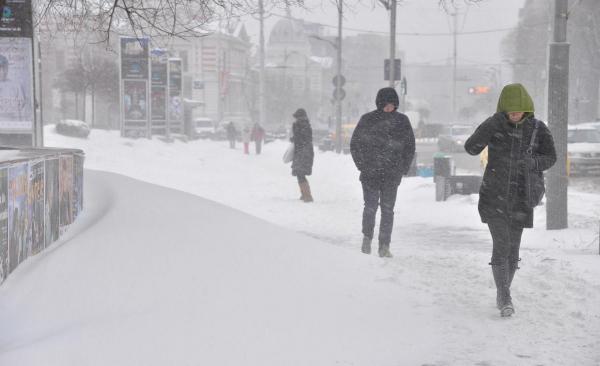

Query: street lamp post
[335,0,343,153]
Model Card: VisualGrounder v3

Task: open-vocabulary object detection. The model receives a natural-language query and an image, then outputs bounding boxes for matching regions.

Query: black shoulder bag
[524,120,545,208]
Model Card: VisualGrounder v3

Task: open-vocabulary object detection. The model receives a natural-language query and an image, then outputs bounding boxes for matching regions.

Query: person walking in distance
[465,83,556,317]
[225,121,237,149]
[251,122,266,154]
[291,108,314,202]
[350,87,415,258]
[241,124,252,155]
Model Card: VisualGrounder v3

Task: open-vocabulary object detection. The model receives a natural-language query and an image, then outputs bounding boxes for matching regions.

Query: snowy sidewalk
[37,128,600,365]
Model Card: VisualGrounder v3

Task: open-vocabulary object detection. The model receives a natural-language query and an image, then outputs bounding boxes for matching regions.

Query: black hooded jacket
[350,87,416,184]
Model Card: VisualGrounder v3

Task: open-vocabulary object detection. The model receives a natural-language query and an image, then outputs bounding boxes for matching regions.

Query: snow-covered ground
[1,126,599,365]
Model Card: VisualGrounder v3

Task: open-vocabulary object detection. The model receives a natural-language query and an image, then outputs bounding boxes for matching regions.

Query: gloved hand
[520,156,537,170]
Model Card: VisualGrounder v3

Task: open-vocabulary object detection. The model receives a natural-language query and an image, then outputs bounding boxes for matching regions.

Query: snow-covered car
[55,119,90,138]
[568,126,600,176]
[193,117,215,139]
[437,124,473,152]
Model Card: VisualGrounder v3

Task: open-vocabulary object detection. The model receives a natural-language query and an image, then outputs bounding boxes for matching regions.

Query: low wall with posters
[0,147,84,285]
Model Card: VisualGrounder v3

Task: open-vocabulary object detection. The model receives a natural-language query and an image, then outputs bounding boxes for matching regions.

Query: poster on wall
[123,80,147,121]
[44,158,59,247]
[168,58,183,133]
[0,37,34,132]
[29,159,44,255]
[59,156,73,233]
[73,154,83,219]
[8,162,29,272]
[0,168,8,282]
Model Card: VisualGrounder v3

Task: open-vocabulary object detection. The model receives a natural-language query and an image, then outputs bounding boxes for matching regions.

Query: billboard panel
[120,37,149,80]
[168,58,183,133]
[0,37,34,132]
[123,80,147,121]
[0,168,7,281]
[44,158,59,247]
[29,159,44,254]
[0,0,34,38]
[59,155,73,232]
[8,162,28,272]
[73,154,83,219]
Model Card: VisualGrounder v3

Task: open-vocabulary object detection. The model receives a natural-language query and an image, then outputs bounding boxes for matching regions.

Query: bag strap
[526,120,539,155]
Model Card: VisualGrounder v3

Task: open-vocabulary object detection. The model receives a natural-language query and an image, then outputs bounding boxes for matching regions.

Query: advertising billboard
[167,58,183,134]
[0,37,34,132]
[120,36,150,137]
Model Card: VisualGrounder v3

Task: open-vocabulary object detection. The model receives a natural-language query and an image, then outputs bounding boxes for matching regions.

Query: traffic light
[332,74,346,101]
[468,86,491,95]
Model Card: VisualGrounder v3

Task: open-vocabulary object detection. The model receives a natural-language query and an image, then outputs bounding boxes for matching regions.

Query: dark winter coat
[465,112,556,228]
[291,118,314,176]
[225,123,237,140]
[350,87,416,184]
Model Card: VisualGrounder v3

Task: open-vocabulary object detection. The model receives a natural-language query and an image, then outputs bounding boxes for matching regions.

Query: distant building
[164,23,254,128]
[265,18,332,130]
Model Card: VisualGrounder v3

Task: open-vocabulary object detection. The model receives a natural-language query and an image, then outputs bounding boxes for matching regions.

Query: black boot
[492,262,514,317]
[361,236,372,254]
[505,260,519,311]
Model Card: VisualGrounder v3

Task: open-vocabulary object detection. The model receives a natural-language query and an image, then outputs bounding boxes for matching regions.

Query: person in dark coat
[291,108,314,202]
[350,87,415,257]
[225,122,237,149]
[465,83,556,317]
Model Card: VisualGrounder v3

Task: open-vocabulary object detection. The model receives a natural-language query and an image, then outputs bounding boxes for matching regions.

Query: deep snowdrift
[0,171,442,366]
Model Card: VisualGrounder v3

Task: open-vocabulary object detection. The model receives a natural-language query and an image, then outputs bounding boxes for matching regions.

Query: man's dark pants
[361,178,400,246]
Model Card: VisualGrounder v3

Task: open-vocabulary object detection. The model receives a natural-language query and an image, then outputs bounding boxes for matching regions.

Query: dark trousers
[488,220,523,266]
[255,141,262,154]
[228,139,236,149]
[361,179,399,246]
[297,175,307,183]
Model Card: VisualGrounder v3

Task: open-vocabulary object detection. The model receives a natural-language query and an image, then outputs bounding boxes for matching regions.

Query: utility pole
[389,0,397,87]
[546,0,569,230]
[335,0,343,153]
[452,11,458,121]
[258,0,266,127]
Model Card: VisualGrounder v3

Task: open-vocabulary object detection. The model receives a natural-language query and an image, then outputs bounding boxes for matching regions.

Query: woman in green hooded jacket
[465,83,556,317]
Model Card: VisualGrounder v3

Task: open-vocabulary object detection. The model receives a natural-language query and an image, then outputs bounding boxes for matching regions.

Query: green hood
[496,83,534,113]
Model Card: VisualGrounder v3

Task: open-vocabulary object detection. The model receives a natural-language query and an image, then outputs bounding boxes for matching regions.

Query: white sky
[239,0,527,65]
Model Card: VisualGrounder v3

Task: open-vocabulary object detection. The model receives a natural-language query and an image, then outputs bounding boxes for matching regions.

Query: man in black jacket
[350,87,415,257]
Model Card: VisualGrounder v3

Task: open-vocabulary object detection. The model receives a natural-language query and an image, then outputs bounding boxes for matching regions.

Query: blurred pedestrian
[350,87,415,258]
[251,123,266,154]
[241,124,252,155]
[226,121,237,149]
[291,108,314,202]
[465,83,556,317]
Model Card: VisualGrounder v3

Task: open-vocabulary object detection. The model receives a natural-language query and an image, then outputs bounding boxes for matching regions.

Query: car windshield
[568,129,600,143]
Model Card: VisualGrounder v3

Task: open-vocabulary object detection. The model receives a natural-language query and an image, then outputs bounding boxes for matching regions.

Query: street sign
[332,74,346,87]
[384,59,401,81]
[333,88,346,101]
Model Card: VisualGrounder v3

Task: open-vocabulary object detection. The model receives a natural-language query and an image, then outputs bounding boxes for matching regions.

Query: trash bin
[433,153,453,182]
